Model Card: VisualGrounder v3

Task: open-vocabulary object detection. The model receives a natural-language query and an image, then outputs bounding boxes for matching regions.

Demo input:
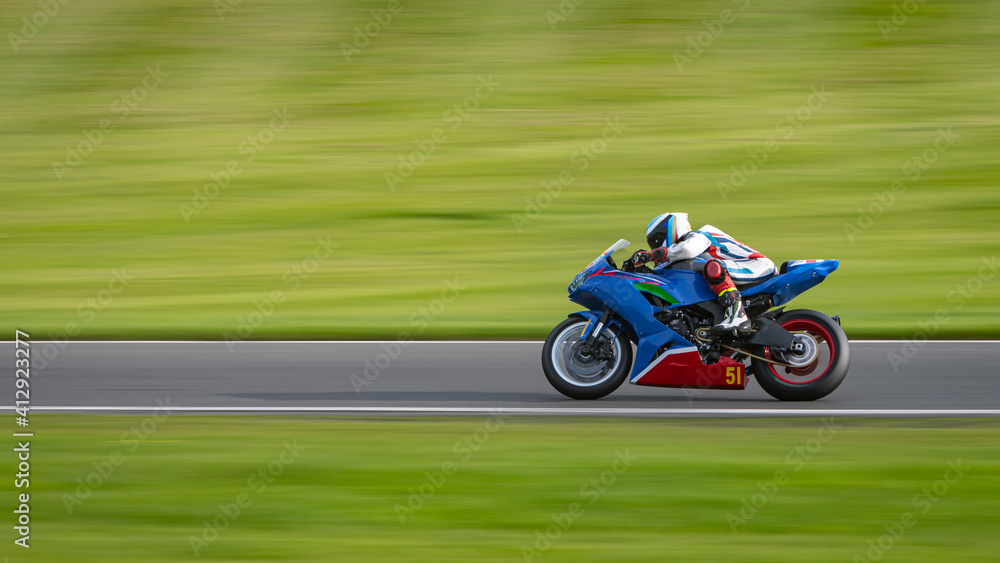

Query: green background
[1,0,998,339]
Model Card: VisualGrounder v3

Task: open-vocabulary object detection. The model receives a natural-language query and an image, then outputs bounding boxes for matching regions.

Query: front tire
[751,309,850,401]
[542,317,632,400]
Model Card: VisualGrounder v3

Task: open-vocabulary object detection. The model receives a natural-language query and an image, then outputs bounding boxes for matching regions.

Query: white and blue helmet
[646,212,691,249]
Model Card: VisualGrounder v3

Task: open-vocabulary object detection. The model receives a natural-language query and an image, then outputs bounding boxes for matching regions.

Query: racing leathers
[637,225,775,333]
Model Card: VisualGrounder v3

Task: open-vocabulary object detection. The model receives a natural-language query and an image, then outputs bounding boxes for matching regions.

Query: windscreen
[588,239,630,269]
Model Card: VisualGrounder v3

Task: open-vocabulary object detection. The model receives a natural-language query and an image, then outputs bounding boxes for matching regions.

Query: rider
[624,213,776,333]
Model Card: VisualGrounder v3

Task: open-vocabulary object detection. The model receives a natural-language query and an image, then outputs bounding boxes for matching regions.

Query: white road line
[3,340,999,344]
[0,340,546,344]
[848,340,1000,344]
[7,406,1000,416]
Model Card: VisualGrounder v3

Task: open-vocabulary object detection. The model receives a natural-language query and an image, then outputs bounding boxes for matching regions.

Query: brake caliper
[590,338,615,360]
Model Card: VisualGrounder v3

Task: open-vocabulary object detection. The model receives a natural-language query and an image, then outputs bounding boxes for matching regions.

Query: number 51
[725,366,741,385]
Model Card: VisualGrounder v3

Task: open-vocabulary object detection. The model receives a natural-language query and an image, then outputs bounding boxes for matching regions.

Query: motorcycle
[541,240,849,401]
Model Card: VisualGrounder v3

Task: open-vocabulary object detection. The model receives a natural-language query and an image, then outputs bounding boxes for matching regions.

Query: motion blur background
[2,0,998,339]
[3,2,1000,561]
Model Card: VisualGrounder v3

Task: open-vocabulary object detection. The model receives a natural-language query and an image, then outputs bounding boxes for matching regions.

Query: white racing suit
[666,224,776,285]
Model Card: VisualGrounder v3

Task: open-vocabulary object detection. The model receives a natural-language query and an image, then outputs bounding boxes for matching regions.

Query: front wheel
[542,317,633,400]
[751,309,850,401]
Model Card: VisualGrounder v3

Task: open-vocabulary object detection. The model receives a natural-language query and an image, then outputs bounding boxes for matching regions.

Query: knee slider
[704,259,726,284]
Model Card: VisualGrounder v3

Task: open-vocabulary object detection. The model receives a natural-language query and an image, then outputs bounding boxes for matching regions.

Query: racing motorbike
[541,240,849,401]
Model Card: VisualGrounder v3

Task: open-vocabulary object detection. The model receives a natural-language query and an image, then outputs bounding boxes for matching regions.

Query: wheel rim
[551,321,623,387]
[765,319,836,385]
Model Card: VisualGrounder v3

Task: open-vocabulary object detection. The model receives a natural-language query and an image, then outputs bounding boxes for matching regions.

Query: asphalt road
[3,340,998,416]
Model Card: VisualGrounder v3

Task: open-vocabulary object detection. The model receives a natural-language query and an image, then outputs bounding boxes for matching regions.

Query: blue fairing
[741,260,839,306]
[566,252,838,381]
[568,261,715,381]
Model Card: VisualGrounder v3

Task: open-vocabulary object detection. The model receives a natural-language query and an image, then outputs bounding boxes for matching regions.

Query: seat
[735,274,774,289]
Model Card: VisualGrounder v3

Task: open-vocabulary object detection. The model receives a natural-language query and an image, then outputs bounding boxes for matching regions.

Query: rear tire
[751,309,850,401]
[542,317,632,400]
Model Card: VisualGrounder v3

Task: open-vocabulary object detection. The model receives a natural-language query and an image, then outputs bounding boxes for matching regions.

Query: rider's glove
[631,250,653,265]
[651,247,668,264]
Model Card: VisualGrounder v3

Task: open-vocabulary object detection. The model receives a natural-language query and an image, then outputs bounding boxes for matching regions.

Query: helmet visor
[647,231,666,249]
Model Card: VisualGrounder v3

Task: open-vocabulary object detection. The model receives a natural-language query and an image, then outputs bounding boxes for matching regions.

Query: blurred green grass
[1,0,998,339]
[3,416,1000,561]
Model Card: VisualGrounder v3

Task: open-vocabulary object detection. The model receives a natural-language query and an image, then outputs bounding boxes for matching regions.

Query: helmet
[646,212,691,249]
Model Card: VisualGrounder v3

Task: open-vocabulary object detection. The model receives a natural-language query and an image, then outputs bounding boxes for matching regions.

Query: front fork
[579,308,614,358]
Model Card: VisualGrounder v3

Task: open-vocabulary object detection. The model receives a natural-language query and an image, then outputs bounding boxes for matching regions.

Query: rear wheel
[542,317,632,400]
[751,309,850,401]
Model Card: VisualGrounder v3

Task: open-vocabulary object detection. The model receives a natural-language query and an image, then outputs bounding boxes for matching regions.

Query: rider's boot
[711,288,751,334]
[703,259,751,334]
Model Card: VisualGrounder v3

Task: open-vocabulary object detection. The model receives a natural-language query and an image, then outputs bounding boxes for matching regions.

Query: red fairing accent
[634,350,746,390]
[748,251,766,259]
